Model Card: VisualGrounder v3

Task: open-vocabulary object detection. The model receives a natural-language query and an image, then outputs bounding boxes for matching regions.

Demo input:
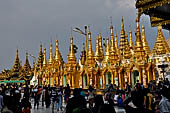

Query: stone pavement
[31,98,125,113]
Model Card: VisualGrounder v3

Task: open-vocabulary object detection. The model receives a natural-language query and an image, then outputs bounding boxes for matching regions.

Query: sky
[0,0,169,71]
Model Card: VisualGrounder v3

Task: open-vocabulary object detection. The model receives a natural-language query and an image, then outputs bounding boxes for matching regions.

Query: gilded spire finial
[23,51,31,72]
[68,34,76,60]
[43,48,47,66]
[110,16,113,29]
[98,33,103,57]
[129,26,133,48]
[95,33,102,61]
[119,16,126,56]
[115,32,118,50]
[103,35,110,63]
[121,16,124,29]
[37,44,44,69]
[142,24,151,55]
[87,27,94,57]
[55,39,61,61]
[48,42,53,64]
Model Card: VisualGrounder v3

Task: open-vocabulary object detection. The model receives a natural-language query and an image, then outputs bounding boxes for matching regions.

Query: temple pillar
[152,69,155,80]
[81,74,83,88]
[103,74,105,89]
[56,76,58,86]
[147,71,150,83]
[72,74,74,88]
[118,71,122,89]
[139,69,142,83]
[111,71,114,84]
[48,74,50,86]
[124,73,128,83]
[87,73,89,87]
[128,70,131,85]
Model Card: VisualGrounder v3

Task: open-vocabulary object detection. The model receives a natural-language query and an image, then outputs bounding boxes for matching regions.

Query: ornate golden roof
[134,17,145,61]
[152,25,170,55]
[67,34,76,61]
[124,35,131,59]
[65,34,78,74]
[23,52,31,73]
[119,17,126,56]
[109,24,118,64]
[142,24,151,55]
[87,29,96,67]
[95,34,102,62]
[12,49,22,73]
[55,39,63,62]
[87,30,94,58]
[37,44,44,69]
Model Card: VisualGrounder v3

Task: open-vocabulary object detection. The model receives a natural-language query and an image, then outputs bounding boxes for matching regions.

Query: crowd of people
[0,78,169,113]
[65,79,170,113]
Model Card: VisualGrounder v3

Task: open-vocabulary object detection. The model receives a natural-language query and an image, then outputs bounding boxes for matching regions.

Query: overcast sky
[0,0,169,71]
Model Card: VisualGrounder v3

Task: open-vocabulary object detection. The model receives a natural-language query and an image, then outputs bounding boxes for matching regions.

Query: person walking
[88,85,95,110]
[64,84,71,103]
[57,88,63,111]
[45,87,51,108]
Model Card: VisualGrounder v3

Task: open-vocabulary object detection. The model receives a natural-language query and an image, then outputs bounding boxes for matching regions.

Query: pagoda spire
[37,44,44,69]
[13,49,22,73]
[134,17,145,62]
[99,33,103,58]
[110,25,118,63]
[68,34,76,60]
[95,34,102,62]
[87,28,94,57]
[115,32,119,51]
[142,24,151,55]
[48,43,53,64]
[55,39,61,61]
[129,27,133,49]
[23,52,31,72]
[119,16,126,56]
[103,35,110,63]
[110,23,116,52]
[124,35,131,59]
[43,48,47,67]
[152,25,170,55]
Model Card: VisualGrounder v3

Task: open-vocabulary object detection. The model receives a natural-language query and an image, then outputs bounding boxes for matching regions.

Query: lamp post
[73,26,88,60]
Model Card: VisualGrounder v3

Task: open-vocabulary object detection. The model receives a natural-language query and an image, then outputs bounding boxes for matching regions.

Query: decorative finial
[50,37,52,44]
[110,16,112,25]
[71,27,73,35]
[121,16,124,29]
[88,25,91,32]
[136,16,139,23]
